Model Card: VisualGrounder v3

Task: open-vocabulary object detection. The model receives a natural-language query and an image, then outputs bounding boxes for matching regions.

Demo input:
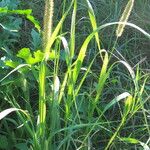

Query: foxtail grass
[116,0,135,37]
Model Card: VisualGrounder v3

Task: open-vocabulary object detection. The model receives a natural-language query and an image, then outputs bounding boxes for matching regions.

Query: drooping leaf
[0,108,20,120]
[85,0,101,50]
[103,92,131,114]
[0,64,30,82]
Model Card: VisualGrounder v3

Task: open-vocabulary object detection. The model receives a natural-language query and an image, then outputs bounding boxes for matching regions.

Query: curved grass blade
[95,49,109,103]
[0,23,18,32]
[0,64,31,82]
[103,92,131,114]
[0,108,29,120]
[85,0,101,50]
[73,21,150,85]
[121,137,150,150]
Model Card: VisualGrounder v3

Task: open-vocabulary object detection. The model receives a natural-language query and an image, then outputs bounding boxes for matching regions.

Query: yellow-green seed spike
[116,0,134,37]
[43,0,54,50]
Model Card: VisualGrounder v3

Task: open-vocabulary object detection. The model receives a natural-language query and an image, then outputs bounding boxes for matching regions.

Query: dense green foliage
[0,0,150,149]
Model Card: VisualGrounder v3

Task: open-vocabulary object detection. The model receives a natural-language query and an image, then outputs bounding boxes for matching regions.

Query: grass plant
[0,0,150,149]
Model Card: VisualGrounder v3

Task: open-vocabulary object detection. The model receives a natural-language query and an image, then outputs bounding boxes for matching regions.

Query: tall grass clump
[38,0,54,140]
[0,0,150,149]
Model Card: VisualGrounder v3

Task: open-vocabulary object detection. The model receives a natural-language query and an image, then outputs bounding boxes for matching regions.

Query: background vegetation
[0,0,150,149]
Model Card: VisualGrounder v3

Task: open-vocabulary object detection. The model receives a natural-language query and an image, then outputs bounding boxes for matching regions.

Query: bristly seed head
[43,0,54,50]
[116,0,135,37]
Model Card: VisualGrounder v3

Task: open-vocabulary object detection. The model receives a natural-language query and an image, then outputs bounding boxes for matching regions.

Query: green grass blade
[95,50,109,103]
[0,108,27,120]
[85,0,101,50]
[70,0,77,60]
[73,21,150,85]
[103,92,131,114]
[0,64,31,82]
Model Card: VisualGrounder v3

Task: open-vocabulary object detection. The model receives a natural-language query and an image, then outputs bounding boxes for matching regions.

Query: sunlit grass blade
[0,108,28,120]
[121,137,150,149]
[0,64,31,82]
[85,0,101,50]
[38,0,74,138]
[73,21,150,85]
[94,50,109,103]
[58,72,68,104]
[38,61,46,136]
[102,92,131,114]
[70,0,77,60]
[105,95,134,150]
[53,76,60,100]
[75,53,98,96]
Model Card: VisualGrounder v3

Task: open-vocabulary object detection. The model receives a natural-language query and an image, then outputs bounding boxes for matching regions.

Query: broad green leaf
[17,48,57,64]
[15,143,28,150]
[17,48,35,64]
[31,29,41,49]
[0,135,8,149]
[0,7,8,13]
[17,48,31,60]
[11,9,32,15]
[17,48,41,64]
[0,7,40,31]
[5,60,20,68]
[49,50,58,59]
[33,50,44,62]
[26,14,40,31]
